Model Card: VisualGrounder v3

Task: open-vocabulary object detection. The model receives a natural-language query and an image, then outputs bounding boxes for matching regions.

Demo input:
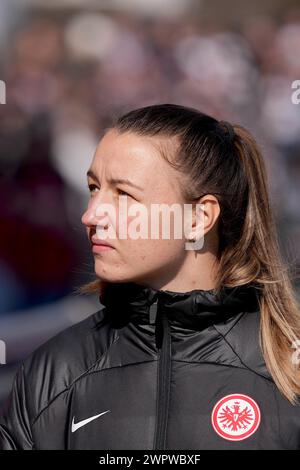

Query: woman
[0,103,300,450]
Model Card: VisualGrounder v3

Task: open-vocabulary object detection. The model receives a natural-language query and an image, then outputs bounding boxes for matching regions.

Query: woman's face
[81,128,192,288]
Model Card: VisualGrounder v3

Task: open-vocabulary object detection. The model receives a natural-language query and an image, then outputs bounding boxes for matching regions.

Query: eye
[87,183,99,194]
[117,188,132,198]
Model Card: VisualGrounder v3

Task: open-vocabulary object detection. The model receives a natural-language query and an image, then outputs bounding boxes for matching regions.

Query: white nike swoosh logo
[71,410,110,433]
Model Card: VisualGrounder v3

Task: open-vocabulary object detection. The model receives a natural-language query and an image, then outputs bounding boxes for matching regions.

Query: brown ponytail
[219,124,300,404]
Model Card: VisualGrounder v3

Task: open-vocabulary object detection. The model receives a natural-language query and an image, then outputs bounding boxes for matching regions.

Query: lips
[90,236,115,249]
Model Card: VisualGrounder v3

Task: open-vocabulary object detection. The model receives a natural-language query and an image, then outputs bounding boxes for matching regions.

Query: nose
[81,193,112,228]
[81,205,110,228]
[81,207,96,227]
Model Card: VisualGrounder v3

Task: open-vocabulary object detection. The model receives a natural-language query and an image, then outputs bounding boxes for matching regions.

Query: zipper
[150,298,172,450]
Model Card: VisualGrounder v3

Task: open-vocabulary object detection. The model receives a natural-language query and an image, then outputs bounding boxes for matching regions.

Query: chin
[94,268,136,285]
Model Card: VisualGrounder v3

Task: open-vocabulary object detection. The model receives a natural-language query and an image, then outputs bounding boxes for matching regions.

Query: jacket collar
[100,281,261,330]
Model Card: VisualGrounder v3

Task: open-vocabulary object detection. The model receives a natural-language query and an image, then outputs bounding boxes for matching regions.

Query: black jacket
[0,281,300,450]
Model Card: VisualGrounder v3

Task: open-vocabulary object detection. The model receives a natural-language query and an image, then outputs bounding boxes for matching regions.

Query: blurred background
[0,0,300,408]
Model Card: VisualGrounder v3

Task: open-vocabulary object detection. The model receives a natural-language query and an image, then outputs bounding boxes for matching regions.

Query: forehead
[91,129,176,183]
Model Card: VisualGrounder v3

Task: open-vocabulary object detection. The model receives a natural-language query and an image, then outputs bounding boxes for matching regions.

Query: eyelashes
[87,183,132,198]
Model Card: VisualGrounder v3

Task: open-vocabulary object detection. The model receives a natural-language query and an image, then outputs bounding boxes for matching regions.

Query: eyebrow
[87,169,144,191]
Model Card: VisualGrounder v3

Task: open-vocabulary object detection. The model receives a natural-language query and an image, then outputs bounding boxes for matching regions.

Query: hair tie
[218,120,235,144]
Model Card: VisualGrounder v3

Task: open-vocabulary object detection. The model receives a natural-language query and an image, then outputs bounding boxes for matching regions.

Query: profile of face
[81,128,220,290]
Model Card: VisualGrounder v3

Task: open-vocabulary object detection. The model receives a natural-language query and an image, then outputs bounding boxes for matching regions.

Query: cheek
[125,236,184,266]
[117,203,185,240]
[115,203,137,238]
[115,201,186,263]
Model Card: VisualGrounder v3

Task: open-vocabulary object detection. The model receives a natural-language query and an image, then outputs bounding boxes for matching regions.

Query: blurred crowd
[0,4,300,403]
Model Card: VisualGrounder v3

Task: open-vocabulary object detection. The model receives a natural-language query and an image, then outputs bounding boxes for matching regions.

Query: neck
[134,250,220,293]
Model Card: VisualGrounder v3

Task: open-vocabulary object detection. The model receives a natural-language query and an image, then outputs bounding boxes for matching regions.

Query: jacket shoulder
[214,309,273,382]
[22,307,116,419]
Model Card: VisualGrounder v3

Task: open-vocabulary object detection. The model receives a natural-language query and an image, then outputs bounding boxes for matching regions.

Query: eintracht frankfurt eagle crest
[211,394,261,441]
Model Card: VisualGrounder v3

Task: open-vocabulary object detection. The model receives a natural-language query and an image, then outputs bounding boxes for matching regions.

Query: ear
[185,195,220,251]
